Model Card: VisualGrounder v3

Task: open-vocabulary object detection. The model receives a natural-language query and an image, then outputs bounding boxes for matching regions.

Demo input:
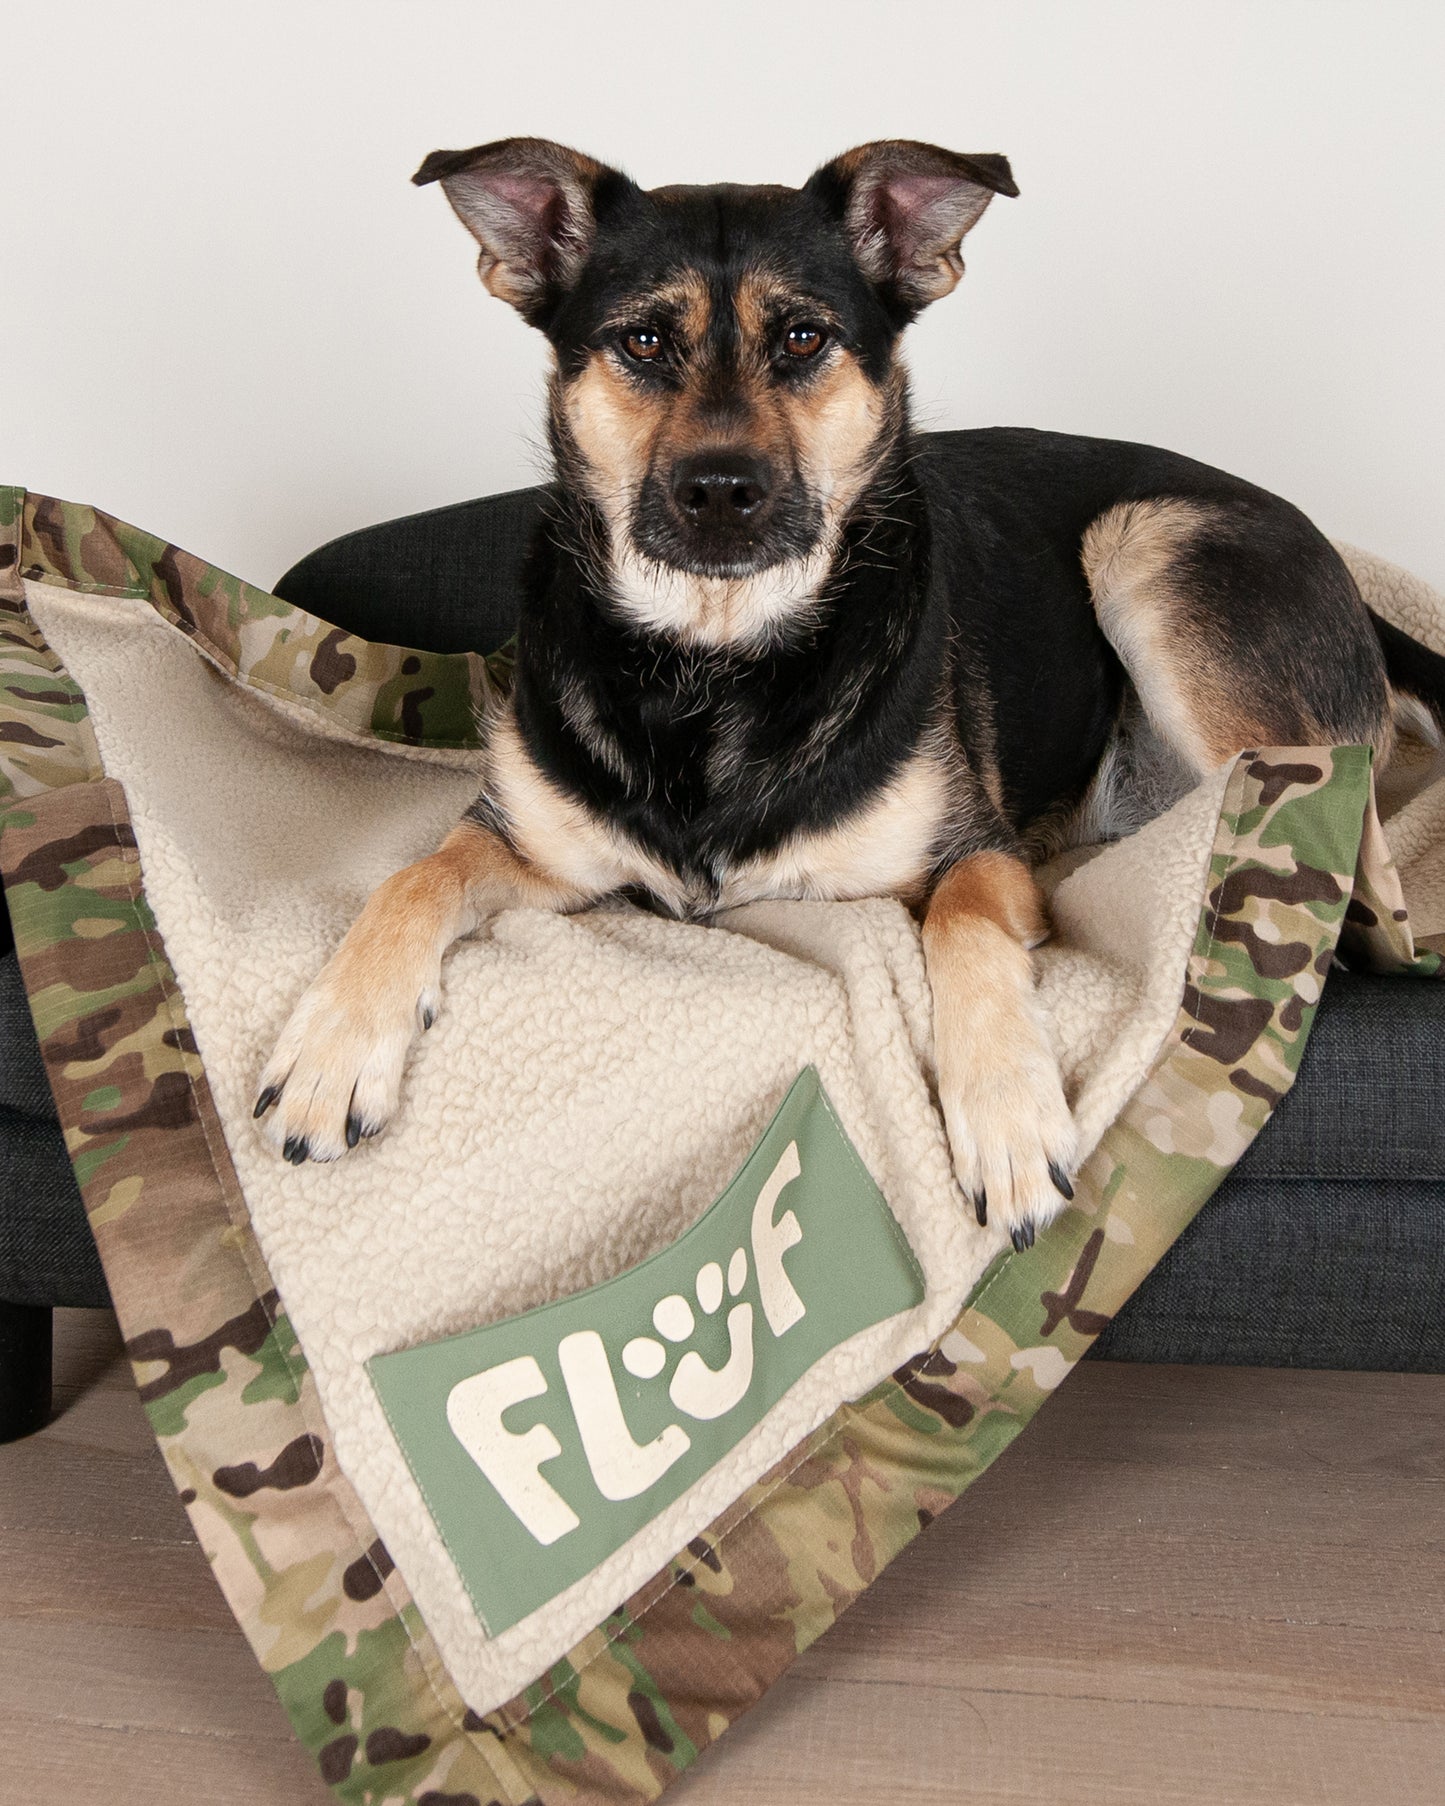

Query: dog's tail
[1372,609,1445,749]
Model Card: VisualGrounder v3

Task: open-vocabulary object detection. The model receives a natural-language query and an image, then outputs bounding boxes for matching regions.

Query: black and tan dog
[256,136,1445,1247]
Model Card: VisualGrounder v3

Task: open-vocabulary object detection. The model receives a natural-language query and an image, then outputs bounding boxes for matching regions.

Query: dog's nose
[670,452,772,526]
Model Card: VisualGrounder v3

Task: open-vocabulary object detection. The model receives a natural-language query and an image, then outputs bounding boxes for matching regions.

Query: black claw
[974,1190,988,1227]
[1049,1161,1075,1202]
[1011,1220,1036,1253]
[253,1084,280,1119]
[283,1136,309,1165]
[345,1114,361,1149]
[420,1006,436,1032]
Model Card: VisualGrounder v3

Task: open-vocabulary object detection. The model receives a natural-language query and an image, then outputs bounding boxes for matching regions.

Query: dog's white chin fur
[607,539,836,651]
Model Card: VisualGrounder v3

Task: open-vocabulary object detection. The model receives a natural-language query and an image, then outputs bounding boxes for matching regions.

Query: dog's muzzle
[632,448,822,577]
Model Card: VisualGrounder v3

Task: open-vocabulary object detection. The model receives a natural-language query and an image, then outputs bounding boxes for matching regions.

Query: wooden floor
[2,1312,1441,1806]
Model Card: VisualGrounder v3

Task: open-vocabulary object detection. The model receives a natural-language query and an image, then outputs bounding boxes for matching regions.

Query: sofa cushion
[273,486,541,657]
[0,953,109,1307]
[1224,969,1445,1182]
[1096,969,1445,1369]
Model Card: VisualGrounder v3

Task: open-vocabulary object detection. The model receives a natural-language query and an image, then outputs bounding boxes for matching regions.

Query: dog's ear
[413,137,621,321]
[806,140,1018,315]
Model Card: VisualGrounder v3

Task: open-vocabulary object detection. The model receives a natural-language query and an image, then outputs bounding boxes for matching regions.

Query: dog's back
[912,427,1401,846]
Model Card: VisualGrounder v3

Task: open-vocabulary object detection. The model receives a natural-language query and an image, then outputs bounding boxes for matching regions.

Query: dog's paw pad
[941,1052,1078,1250]
[254,966,435,1165]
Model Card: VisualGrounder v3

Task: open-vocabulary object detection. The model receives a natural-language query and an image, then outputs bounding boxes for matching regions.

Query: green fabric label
[368,1066,924,1635]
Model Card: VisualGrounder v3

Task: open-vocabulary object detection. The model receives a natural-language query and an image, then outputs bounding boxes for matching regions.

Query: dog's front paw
[253,955,439,1165]
[939,1033,1078,1252]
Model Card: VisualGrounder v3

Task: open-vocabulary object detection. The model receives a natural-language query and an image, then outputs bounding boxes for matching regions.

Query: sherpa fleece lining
[1342,545,1445,942]
[26,543,1436,1716]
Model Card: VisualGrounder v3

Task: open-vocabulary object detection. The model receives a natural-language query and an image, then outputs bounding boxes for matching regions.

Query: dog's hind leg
[923,850,1078,1249]
[254,819,587,1165]
[1081,496,1392,780]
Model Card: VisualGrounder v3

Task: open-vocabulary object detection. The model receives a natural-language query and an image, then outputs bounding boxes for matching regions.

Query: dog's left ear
[806,140,1018,316]
[413,136,624,323]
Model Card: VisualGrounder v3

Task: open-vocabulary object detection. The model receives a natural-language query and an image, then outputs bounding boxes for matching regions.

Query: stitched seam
[370,1367,498,1638]
[24,575,150,602]
[814,1081,929,1292]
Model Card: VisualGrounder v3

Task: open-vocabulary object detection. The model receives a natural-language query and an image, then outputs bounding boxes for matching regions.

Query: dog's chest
[708,747,950,909]
[606,687,953,910]
[491,705,950,915]
[491,697,953,910]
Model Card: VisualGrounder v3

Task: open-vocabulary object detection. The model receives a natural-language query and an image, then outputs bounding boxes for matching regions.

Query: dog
[254,135,1445,1250]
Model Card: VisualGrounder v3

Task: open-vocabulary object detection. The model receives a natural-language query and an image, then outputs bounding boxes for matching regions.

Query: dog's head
[415,137,1016,646]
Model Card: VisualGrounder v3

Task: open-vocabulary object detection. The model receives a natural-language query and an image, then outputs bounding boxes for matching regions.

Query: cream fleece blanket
[24,541,1443,1716]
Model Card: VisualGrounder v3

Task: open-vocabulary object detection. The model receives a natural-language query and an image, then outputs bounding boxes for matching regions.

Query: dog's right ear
[413,137,620,322]
[806,140,1018,319]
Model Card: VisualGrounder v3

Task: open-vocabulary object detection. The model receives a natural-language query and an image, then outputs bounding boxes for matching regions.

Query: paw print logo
[626,1245,754,1420]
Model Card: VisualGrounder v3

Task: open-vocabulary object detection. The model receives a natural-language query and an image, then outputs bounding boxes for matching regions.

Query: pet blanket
[2,486,1441,1806]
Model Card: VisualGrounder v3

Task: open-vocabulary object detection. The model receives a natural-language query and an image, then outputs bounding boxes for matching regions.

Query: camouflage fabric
[1341,790,1443,974]
[4,488,509,754]
[0,486,1423,1805]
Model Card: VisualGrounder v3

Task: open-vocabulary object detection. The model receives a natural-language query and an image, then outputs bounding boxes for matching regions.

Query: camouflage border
[0,487,1400,1803]
[5,487,509,752]
[1340,787,1443,975]
[0,488,102,798]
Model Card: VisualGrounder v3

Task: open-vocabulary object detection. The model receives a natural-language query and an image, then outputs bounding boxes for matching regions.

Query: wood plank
[2,1712,322,1806]
[0,1619,296,1740]
[0,1527,240,1631]
[0,1310,1440,1806]
[673,1673,1445,1805]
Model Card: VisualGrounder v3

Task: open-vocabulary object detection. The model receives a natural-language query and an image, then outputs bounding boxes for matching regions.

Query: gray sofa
[3,483,1442,1439]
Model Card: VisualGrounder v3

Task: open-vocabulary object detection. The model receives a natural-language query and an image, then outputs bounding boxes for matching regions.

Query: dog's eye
[783,324,827,360]
[622,328,665,362]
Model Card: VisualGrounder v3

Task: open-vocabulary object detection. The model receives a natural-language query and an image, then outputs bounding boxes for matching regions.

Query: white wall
[4,0,1442,591]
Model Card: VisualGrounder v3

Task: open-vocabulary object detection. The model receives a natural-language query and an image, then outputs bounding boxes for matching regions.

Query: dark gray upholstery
[1091,972,1445,1370]
[2,479,1442,1371]
[274,486,542,659]
[0,949,109,1307]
